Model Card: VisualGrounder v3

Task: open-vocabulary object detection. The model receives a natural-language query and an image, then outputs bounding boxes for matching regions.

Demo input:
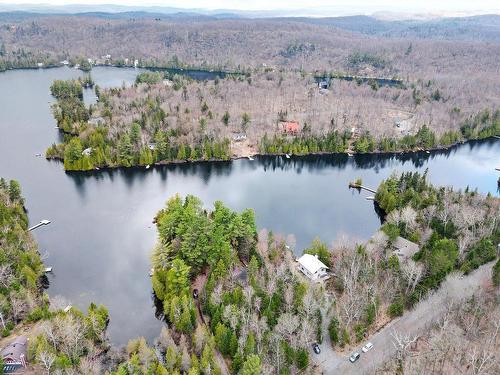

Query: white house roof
[297,254,328,274]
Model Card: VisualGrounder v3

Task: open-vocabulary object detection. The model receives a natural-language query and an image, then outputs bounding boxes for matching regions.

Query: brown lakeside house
[1,336,28,374]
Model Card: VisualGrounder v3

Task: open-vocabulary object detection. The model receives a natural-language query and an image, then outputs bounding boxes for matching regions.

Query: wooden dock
[28,219,51,231]
[349,182,377,194]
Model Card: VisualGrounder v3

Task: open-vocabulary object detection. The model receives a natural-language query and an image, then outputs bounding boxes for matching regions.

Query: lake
[0,66,498,345]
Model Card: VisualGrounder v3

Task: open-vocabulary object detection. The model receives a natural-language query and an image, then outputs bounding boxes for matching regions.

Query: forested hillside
[0,178,44,336]
[1,15,499,75]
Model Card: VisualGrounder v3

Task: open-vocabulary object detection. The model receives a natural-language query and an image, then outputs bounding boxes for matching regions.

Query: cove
[0,66,498,344]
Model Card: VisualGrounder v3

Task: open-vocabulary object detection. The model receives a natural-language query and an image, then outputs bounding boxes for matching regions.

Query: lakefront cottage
[281,121,300,135]
[297,254,329,281]
[1,336,28,373]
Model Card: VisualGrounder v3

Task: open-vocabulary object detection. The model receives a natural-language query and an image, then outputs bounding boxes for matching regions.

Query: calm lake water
[0,66,498,344]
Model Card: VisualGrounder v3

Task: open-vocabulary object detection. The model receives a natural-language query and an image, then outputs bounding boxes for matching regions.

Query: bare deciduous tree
[38,350,56,374]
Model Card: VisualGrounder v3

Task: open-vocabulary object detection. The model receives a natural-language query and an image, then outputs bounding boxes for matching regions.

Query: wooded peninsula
[45,71,499,171]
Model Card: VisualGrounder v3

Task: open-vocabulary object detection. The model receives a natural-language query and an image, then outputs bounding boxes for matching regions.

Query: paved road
[312,263,493,374]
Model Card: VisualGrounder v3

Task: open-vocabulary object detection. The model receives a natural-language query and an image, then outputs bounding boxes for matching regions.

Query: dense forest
[0,178,44,337]
[0,15,499,73]
[145,195,321,374]
[45,70,499,171]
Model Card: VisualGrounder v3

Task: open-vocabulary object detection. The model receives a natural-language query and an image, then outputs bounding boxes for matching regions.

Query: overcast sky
[1,0,499,13]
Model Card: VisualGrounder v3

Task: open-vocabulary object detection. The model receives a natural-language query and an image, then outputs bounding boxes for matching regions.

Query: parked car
[192,289,199,299]
[362,342,374,353]
[349,352,360,363]
[312,343,321,354]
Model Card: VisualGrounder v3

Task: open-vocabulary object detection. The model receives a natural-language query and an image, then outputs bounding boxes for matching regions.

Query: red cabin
[281,121,300,135]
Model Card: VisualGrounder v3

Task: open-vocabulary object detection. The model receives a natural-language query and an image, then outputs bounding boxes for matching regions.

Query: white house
[297,254,329,281]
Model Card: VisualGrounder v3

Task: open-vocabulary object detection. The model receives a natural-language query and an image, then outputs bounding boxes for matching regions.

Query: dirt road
[313,263,494,374]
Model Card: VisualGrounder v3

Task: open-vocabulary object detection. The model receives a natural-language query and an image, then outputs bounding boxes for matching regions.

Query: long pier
[348,182,377,194]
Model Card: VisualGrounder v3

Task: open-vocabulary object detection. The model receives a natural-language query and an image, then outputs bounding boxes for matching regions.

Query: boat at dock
[285,154,291,159]
[247,156,254,161]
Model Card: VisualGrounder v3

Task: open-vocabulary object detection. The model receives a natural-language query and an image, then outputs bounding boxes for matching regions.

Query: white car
[362,342,374,353]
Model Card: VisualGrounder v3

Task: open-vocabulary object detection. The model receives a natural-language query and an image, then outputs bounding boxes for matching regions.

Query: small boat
[348,153,353,157]
[365,196,375,201]
[285,154,291,159]
[149,268,154,277]
[95,167,100,171]
[44,267,53,273]
[247,156,254,161]
[425,150,430,154]
[146,165,150,169]
[35,153,42,157]
[63,305,72,313]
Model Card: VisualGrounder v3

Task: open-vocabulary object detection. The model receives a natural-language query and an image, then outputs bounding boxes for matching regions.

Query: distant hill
[0,8,498,42]
[296,14,500,42]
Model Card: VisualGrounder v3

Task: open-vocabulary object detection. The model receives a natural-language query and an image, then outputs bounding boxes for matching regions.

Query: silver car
[349,352,360,363]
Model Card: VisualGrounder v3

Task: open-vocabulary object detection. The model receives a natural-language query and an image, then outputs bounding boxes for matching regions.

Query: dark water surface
[0,67,498,344]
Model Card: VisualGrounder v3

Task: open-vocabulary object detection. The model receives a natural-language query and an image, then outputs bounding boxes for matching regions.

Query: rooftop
[393,236,419,259]
[297,254,328,274]
[1,336,28,363]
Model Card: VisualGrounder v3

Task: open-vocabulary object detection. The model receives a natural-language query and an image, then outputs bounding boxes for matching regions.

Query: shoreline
[47,136,499,173]
[0,62,240,75]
